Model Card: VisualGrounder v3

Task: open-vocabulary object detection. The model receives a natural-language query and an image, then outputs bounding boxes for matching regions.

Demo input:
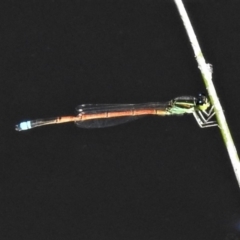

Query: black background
[2,1,240,239]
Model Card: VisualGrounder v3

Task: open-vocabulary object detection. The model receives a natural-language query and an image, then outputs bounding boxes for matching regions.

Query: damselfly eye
[196,93,207,106]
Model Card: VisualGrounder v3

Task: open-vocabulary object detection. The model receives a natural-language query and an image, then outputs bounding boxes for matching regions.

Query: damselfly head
[196,93,210,110]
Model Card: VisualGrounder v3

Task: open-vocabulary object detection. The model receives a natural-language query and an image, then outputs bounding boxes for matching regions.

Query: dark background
[2,1,240,239]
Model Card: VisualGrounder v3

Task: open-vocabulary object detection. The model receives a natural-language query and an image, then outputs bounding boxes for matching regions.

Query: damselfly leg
[193,105,217,128]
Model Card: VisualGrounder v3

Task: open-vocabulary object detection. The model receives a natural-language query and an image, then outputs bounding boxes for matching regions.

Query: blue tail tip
[15,121,31,131]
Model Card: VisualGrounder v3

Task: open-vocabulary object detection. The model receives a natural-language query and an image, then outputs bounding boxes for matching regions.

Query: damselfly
[15,94,216,131]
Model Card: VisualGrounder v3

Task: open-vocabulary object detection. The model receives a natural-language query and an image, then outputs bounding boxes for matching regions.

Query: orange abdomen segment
[79,109,168,121]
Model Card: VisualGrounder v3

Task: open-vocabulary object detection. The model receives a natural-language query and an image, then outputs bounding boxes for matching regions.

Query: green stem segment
[174,0,240,187]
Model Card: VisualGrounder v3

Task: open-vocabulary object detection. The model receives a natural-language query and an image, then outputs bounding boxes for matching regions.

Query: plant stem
[174,0,240,187]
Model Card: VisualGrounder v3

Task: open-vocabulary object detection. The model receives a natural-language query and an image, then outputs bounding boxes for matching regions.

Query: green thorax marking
[167,100,195,115]
[167,96,210,115]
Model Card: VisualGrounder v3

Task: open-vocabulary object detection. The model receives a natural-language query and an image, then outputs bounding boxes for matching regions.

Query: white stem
[174,0,240,187]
